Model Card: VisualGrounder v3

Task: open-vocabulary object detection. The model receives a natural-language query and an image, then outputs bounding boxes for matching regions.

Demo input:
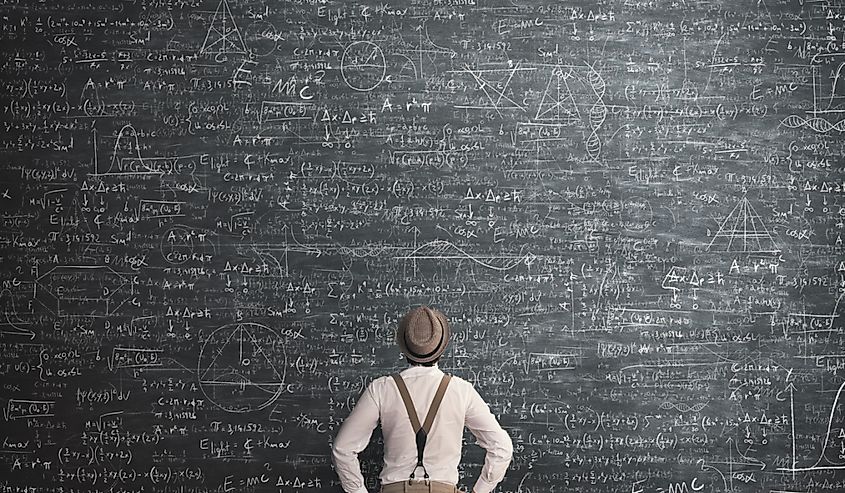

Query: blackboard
[1,0,844,491]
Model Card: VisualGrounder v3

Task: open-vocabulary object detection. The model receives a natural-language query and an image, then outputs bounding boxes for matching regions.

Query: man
[332,305,513,493]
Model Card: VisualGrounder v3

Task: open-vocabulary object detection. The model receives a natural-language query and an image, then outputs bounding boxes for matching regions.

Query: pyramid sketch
[707,196,779,253]
[535,66,581,124]
[199,0,247,55]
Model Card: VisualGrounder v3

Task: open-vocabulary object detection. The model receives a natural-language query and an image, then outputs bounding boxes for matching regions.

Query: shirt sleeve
[331,383,380,493]
[464,385,513,493]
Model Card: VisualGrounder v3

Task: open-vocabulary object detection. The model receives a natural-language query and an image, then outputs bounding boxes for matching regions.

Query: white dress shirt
[331,364,513,493]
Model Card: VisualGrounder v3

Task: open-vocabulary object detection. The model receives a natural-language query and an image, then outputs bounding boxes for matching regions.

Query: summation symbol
[199,0,247,56]
[707,195,778,253]
[198,322,287,413]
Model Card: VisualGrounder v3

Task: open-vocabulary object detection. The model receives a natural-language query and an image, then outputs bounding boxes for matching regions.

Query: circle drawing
[198,322,287,413]
[340,41,386,92]
[244,20,278,57]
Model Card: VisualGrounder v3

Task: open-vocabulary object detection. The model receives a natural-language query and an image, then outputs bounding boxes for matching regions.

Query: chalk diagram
[199,0,247,56]
[776,379,845,475]
[659,401,708,413]
[454,63,533,116]
[393,24,457,81]
[0,289,35,339]
[707,196,779,253]
[34,266,133,317]
[585,63,607,161]
[92,124,204,201]
[243,19,278,57]
[394,239,535,273]
[198,322,287,413]
[95,124,167,176]
[535,66,581,124]
[499,63,609,162]
[807,380,845,470]
[97,124,145,175]
[782,54,845,133]
[340,41,387,92]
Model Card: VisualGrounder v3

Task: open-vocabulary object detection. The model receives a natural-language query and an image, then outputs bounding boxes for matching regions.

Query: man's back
[333,364,512,492]
[332,306,512,493]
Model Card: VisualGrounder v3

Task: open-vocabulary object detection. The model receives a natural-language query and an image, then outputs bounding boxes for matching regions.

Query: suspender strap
[391,373,452,480]
[391,374,422,431]
[423,375,451,434]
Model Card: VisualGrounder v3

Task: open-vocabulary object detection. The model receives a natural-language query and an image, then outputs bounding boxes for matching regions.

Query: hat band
[404,330,445,360]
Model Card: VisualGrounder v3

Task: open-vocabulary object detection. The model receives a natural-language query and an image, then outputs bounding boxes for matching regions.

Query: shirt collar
[400,363,442,376]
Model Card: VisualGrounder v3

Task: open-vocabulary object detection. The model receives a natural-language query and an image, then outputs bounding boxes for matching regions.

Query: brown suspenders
[391,373,452,481]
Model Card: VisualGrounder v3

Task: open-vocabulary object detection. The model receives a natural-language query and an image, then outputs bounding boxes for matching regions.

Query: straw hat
[396,306,450,364]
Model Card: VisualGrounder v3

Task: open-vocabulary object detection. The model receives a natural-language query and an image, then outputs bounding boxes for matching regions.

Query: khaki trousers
[380,480,460,493]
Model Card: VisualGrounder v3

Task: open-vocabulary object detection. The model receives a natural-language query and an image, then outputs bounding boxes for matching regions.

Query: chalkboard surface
[1,0,844,491]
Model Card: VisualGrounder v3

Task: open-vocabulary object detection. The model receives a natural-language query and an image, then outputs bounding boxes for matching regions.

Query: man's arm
[331,384,380,493]
[464,386,513,493]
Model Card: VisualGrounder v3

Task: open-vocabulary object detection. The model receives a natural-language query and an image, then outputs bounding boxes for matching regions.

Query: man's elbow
[331,442,343,460]
[331,440,356,465]
[504,436,514,461]
[497,429,514,462]
[330,441,344,466]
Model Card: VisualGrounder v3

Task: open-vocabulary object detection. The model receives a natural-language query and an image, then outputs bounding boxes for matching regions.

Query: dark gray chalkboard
[1,0,844,491]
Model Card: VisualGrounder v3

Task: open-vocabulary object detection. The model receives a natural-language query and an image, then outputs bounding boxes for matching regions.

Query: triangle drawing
[200,0,247,55]
[535,66,581,124]
[199,324,284,387]
[463,64,526,113]
[707,196,779,253]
